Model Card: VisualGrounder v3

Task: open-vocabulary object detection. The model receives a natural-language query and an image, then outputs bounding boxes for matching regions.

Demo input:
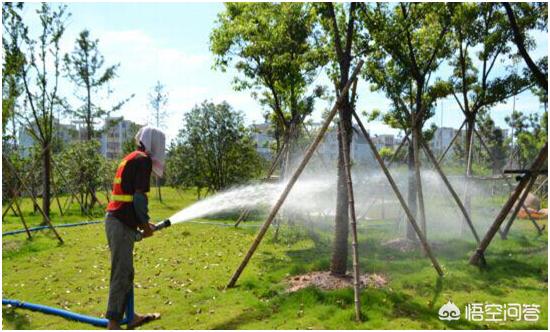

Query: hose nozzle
[134,219,171,242]
[154,219,171,231]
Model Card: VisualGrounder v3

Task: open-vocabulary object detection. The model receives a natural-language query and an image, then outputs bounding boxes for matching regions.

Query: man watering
[104,126,165,329]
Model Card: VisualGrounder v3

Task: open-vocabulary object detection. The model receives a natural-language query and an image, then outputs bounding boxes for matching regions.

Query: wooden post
[387,132,410,167]
[352,111,444,276]
[420,138,480,244]
[338,109,362,322]
[12,190,32,240]
[226,60,365,288]
[50,159,94,219]
[501,175,539,238]
[473,127,543,235]
[3,155,64,244]
[436,120,466,165]
[469,142,547,266]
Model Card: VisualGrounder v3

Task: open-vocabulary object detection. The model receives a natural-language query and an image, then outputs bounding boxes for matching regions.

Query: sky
[17,2,548,144]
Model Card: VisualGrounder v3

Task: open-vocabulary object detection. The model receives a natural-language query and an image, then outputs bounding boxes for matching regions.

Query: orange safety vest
[106,150,148,212]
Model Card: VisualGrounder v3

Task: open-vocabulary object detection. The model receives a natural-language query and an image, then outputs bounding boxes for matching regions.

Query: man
[104,126,166,329]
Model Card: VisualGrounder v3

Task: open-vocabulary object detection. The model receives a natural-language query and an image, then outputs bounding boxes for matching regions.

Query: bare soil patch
[286,271,388,292]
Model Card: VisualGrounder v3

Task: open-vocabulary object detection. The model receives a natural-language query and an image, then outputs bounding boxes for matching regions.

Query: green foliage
[64,29,133,140]
[506,110,548,168]
[165,101,264,196]
[211,2,326,144]
[148,80,169,129]
[1,3,25,136]
[54,140,110,213]
[448,3,531,122]
[378,146,393,161]
[360,3,453,132]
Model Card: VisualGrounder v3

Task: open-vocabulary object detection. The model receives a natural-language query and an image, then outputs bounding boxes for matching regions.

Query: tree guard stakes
[2,155,64,244]
[469,142,548,267]
[226,60,365,290]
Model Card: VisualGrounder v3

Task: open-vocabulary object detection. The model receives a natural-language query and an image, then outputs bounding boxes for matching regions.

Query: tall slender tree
[448,2,531,215]
[64,29,131,140]
[8,3,70,223]
[148,80,169,202]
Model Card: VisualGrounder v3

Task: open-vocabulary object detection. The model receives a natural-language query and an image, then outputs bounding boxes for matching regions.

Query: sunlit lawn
[2,187,548,329]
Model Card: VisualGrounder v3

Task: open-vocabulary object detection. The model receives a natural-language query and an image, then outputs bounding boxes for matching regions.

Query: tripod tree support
[226,60,364,289]
[351,111,444,277]
[469,142,547,267]
[3,155,64,244]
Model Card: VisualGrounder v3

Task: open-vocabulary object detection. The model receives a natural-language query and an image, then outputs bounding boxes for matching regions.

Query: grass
[2,186,548,329]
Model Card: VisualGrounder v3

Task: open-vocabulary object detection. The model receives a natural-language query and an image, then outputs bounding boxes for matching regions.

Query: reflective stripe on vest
[106,150,148,210]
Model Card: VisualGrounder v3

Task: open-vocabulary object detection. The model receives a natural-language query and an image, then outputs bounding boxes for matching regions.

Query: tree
[148,80,169,129]
[7,3,69,223]
[360,2,453,239]
[211,2,326,177]
[447,3,530,183]
[314,2,362,275]
[54,140,109,214]
[64,29,132,140]
[147,80,169,202]
[166,101,263,197]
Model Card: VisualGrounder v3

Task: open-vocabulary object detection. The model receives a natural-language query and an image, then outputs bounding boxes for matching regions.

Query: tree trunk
[156,176,163,202]
[463,118,475,234]
[331,102,351,276]
[42,143,51,225]
[406,141,417,240]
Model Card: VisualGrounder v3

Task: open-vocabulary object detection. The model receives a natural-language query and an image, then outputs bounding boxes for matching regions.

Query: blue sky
[20,2,548,143]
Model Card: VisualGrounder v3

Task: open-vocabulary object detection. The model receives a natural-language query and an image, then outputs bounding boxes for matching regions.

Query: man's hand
[141,222,155,238]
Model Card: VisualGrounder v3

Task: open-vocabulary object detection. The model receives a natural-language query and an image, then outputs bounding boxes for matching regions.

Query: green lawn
[2,187,548,329]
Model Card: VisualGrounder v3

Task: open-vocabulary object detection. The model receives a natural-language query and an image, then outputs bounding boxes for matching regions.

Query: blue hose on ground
[2,289,134,327]
[2,220,102,237]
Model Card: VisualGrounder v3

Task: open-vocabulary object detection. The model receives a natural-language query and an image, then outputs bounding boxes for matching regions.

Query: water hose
[2,220,102,237]
[2,289,134,327]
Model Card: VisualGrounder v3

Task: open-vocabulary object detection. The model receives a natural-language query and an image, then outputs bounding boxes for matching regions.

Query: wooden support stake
[473,127,543,236]
[3,155,64,244]
[338,97,362,322]
[469,142,547,266]
[501,175,539,238]
[387,132,410,168]
[226,60,365,288]
[420,138,480,244]
[435,120,467,166]
[12,191,32,240]
[352,111,444,276]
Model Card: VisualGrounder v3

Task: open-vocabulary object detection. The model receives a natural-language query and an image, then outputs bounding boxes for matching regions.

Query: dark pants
[105,215,135,321]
